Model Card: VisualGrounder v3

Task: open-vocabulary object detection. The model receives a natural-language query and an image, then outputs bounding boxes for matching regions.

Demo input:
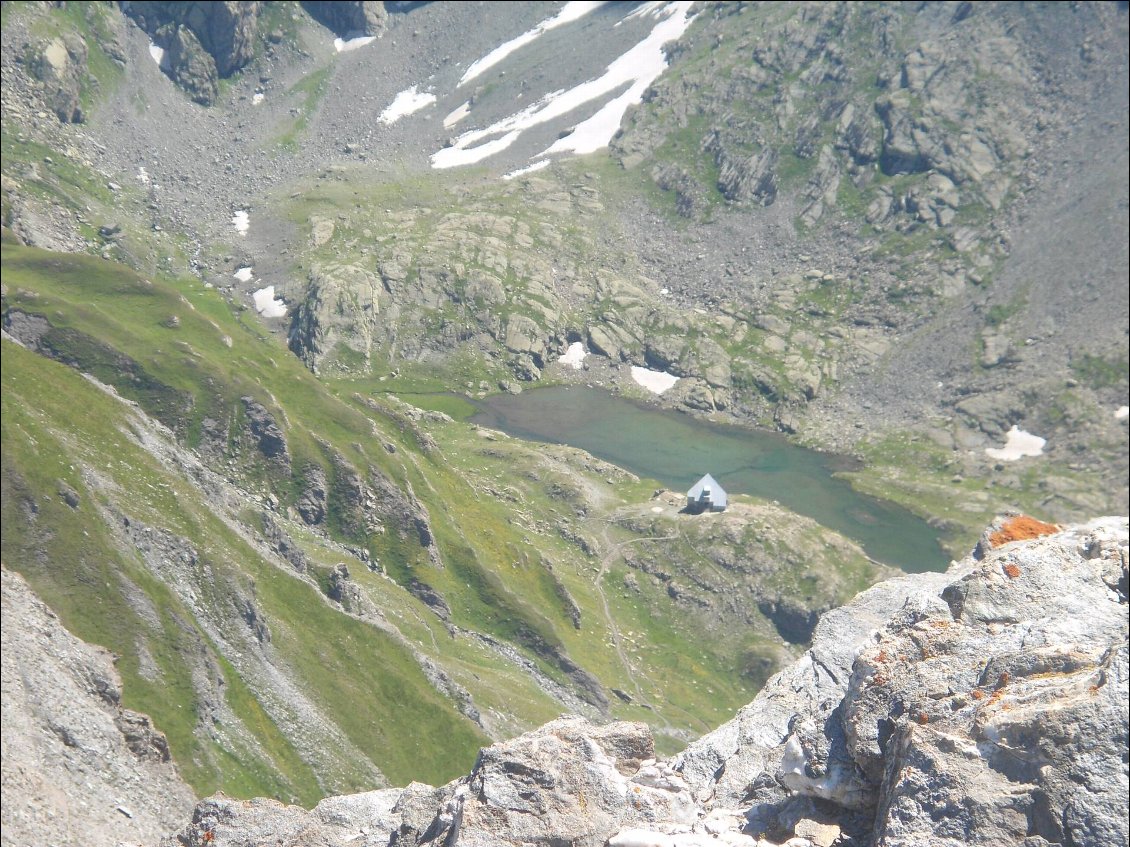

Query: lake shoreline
[469,385,949,574]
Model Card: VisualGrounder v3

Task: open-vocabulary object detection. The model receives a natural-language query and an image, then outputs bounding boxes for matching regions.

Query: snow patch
[433,2,694,170]
[379,86,437,125]
[233,267,253,283]
[334,33,375,53]
[503,159,551,181]
[619,1,669,23]
[253,286,287,318]
[544,3,694,156]
[1116,406,1129,420]
[985,426,1046,461]
[232,210,249,235]
[148,42,167,69]
[558,341,587,369]
[433,130,522,169]
[631,366,679,394]
[136,167,151,185]
[443,101,472,128]
[252,91,265,105]
[459,1,607,87]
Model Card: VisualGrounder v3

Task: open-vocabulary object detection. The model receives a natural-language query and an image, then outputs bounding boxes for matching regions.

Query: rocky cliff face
[122,1,263,104]
[1,567,195,847]
[301,1,389,38]
[162,517,1129,847]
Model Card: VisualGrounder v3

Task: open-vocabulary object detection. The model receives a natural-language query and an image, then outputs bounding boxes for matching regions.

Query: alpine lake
[467,385,949,574]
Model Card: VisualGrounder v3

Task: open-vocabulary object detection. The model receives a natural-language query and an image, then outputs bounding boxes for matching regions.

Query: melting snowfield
[558,341,588,369]
[147,42,167,69]
[458,1,608,87]
[233,267,253,283]
[379,86,437,125]
[541,3,696,157]
[443,101,472,129]
[985,426,1046,461]
[253,286,287,318]
[503,160,552,181]
[432,1,695,170]
[334,33,375,53]
[631,366,679,394]
[232,210,249,235]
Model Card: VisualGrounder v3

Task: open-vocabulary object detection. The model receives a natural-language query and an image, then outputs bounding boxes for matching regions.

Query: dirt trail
[595,523,680,701]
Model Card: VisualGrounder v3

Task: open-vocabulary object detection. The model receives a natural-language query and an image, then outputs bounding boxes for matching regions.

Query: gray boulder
[159,23,219,106]
[29,34,88,122]
[302,1,388,37]
[391,717,695,847]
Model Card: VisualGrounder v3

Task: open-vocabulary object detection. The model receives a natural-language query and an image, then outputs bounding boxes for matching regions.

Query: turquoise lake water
[471,386,949,573]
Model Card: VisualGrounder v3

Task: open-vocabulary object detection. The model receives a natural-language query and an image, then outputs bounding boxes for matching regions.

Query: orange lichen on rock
[988,515,1059,548]
[1003,562,1022,579]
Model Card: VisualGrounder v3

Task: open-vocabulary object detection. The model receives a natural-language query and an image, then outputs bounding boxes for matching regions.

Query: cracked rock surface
[1,566,195,847]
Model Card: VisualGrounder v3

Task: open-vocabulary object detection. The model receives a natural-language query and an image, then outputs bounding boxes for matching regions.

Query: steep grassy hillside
[1,243,491,796]
[2,237,895,796]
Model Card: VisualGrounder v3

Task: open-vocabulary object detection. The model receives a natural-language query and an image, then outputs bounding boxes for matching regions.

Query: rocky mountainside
[0,209,887,835]
[1,2,1128,845]
[158,517,1129,846]
[1,566,195,846]
[2,1,1126,542]
[610,0,1130,448]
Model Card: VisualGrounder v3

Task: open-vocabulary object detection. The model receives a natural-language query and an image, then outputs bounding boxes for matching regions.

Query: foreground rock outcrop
[1,567,195,847]
[163,517,1128,847]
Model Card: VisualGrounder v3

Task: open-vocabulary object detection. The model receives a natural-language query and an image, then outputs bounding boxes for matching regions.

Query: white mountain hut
[686,473,727,513]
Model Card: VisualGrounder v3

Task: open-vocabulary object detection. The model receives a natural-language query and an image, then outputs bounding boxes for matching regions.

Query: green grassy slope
[3,237,897,795]
[1,242,494,795]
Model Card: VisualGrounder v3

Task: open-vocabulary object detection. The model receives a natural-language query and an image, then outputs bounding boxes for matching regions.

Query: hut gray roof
[687,473,727,511]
